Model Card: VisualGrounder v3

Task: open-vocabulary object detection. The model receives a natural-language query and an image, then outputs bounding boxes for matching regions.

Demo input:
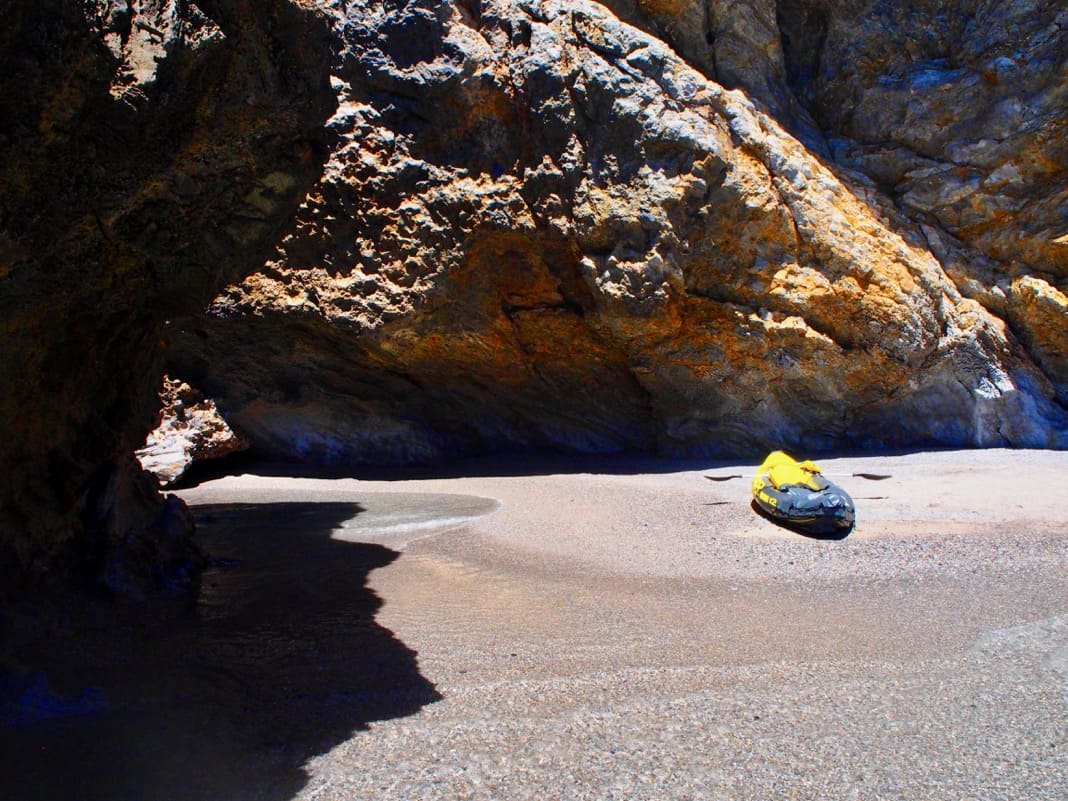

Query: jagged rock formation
[167,0,1067,468]
[0,0,334,597]
[136,376,249,486]
[607,0,1068,392]
[4,0,1067,594]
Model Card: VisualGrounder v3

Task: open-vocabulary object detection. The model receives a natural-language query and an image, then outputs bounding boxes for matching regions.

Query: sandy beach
[3,449,1066,800]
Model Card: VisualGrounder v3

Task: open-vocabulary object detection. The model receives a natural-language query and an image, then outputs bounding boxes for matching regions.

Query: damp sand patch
[178,477,500,549]
[325,493,500,547]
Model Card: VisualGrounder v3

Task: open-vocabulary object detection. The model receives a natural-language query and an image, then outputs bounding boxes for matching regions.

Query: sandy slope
[5,450,1062,801]
[167,449,1068,801]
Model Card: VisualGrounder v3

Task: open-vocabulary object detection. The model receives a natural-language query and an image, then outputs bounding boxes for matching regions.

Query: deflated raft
[751,451,855,535]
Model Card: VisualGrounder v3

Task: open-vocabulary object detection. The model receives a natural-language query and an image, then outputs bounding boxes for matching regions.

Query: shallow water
[323,492,500,546]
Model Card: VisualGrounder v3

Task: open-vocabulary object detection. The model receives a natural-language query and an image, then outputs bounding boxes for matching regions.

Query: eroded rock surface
[608,0,1068,397]
[0,0,334,597]
[137,377,249,486]
[4,0,1067,595]
[168,0,1067,468]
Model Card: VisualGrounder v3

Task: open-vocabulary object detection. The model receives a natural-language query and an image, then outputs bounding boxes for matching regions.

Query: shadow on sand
[170,450,731,488]
[1,502,440,801]
[749,499,854,541]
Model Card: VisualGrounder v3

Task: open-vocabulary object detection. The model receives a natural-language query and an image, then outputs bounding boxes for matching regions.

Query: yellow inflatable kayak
[751,451,855,535]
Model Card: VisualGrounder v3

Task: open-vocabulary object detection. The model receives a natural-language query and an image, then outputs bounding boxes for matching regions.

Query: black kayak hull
[752,481,856,536]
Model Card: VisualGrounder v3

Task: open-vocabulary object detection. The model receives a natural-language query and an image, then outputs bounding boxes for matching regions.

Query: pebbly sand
[3,449,1066,800]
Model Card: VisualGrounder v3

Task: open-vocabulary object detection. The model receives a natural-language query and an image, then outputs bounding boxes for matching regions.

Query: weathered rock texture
[168,0,1068,467]
[137,376,249,485]
[4,0,1067,594]
[0,0,334,597]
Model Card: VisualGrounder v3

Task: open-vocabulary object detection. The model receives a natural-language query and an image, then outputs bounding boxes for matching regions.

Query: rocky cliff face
[166,0,1067,469]
[0,0,334,597]
[5,0,1067,594]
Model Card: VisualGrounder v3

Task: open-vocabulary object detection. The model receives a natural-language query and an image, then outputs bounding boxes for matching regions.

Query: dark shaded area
[171,445,929,490]
[776,1,828,117]
[0,502,439,801]
[170,450,737,489]
[0,0,336,600]
[750,499,853,541]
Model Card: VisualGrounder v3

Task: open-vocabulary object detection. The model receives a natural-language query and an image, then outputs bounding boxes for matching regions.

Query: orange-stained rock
[1007,276,1068,406]
[168,0,1067,467]
[5,0,1066,598]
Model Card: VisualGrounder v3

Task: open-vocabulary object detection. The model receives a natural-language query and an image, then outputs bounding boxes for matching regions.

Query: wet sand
[3,449,1067,799]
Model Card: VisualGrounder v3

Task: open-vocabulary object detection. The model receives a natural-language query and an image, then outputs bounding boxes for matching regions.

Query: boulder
[137,377,249,486]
